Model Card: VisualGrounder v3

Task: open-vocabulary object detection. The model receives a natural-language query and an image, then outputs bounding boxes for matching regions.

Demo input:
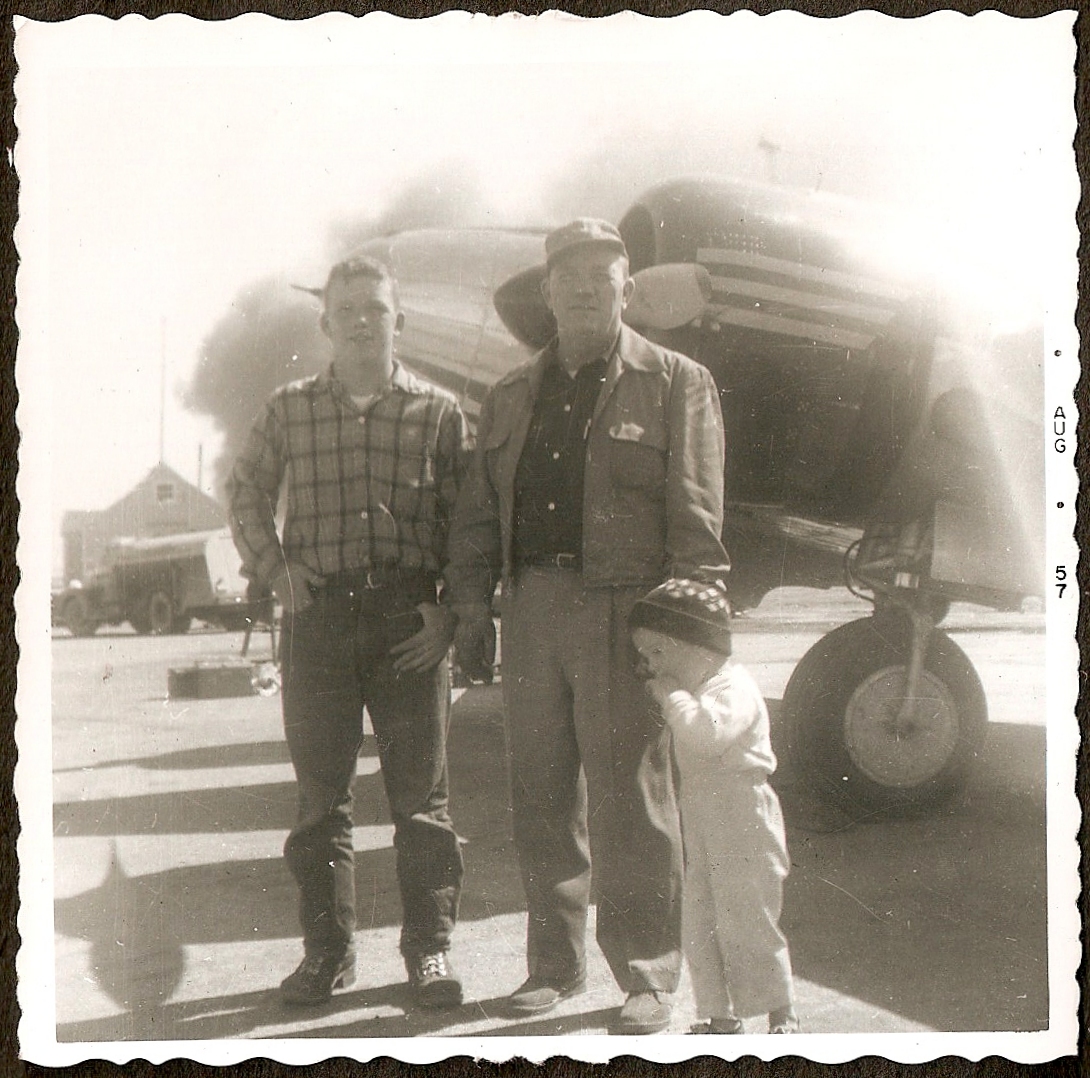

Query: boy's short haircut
[629,578,733,656]
[323,255,400,309]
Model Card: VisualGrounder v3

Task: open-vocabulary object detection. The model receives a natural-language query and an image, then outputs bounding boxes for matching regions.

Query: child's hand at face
[645,673,687,708]
[633,628,695,709]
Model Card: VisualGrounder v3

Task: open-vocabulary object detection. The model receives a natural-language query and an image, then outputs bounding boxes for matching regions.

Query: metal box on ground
[168,661,257,699]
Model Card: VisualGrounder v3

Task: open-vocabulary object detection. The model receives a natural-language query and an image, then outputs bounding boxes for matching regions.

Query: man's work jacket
[445,324,730,605]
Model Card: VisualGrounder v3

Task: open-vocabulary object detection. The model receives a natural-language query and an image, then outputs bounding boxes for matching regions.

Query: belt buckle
[554,553,578,570]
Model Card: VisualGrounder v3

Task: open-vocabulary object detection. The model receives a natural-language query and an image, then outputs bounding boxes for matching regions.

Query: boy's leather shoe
[280,950,356,1005]
[407,951,463,1009]
[613,990,673,1034]
[506,975,587,1015]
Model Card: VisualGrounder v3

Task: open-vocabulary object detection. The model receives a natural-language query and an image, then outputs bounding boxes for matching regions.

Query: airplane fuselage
[361,176,1042,613]
[356,175,1044,812]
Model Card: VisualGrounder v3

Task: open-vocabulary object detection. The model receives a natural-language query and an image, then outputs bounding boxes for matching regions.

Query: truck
[53,527,267,637]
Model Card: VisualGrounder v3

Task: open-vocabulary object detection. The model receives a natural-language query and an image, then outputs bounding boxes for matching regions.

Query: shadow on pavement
[53,735,386,836]
[54,686,530,1040]
[781,722,1048,1033]
[54,846,365,949]
[290,1001,625,1039]
[54,779,300,837]
[468,1005,621,1038]
[53,708,527,936]
[57,983,619,1043]
[57,981,403,1043]
[54,679,1048,1038]
[54,738,295,773]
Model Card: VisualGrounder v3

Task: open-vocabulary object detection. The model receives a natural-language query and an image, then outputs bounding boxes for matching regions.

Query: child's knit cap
[629,578,732,656]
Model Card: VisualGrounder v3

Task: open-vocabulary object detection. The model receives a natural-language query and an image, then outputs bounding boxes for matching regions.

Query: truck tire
[63,593,100,637]
[128,605,152,635]
[780,614,987,815]
[147,590,176,635]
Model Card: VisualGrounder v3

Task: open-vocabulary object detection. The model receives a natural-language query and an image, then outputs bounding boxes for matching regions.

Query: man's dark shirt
[512,353,607,565]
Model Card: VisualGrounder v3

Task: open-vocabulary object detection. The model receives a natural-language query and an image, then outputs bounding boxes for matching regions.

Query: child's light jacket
[661,661,777,777]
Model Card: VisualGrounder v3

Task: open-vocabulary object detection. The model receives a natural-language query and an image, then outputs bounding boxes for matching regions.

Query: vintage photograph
[14,10,1079,1067]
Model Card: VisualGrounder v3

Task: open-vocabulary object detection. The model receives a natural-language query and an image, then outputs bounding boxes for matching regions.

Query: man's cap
[629,578,733,656]
[545,218,628,268]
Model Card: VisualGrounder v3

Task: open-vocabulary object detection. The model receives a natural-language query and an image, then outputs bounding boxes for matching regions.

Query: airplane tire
[780,614,987,815]
[63,593,100,637]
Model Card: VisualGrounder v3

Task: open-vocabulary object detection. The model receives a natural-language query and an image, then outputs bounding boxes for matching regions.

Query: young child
[630,579,798,1035]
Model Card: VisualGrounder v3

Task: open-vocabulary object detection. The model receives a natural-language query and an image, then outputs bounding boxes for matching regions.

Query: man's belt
[317,564,437,592]
[517,552,582,570]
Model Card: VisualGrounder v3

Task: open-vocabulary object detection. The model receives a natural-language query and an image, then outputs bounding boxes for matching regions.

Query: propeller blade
[493,263,555,349]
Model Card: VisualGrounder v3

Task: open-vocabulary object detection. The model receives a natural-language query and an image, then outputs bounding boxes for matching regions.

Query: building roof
[61,461,223,534]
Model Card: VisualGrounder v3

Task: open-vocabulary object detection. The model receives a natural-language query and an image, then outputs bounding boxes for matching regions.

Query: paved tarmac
[45,591,1049,1044]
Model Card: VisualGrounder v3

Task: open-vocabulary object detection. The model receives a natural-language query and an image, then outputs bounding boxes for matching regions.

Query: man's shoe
[613,990,673,1035]
[407,951,463,1009]
[280,951,356,1005]
[506,975,587,1016]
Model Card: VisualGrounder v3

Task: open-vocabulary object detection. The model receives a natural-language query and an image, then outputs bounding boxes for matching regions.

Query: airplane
[354,175,1045,816]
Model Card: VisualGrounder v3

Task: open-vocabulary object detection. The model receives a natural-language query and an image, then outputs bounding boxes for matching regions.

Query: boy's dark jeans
[279,572,463,961]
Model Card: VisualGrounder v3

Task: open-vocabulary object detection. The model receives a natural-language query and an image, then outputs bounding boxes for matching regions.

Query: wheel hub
[844,666,960,788]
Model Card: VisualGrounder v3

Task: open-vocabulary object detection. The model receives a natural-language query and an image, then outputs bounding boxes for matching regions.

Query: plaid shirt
[227,363,470,587]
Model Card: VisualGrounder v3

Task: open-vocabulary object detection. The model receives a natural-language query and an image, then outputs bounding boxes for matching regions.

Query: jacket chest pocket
[607,422,668,493]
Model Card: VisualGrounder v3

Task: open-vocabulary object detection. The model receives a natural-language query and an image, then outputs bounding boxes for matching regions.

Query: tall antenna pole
[159,317,166,464]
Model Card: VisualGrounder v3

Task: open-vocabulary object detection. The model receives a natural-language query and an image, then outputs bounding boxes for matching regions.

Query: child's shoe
[768,1007,799,1033]
[689,1016,743,1034]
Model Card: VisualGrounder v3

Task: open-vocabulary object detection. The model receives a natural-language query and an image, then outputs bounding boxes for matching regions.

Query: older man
[446,220,730,1034]
[228,255,468,1008]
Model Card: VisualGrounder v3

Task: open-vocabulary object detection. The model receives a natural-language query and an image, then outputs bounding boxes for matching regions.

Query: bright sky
[14,11,1077,556]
